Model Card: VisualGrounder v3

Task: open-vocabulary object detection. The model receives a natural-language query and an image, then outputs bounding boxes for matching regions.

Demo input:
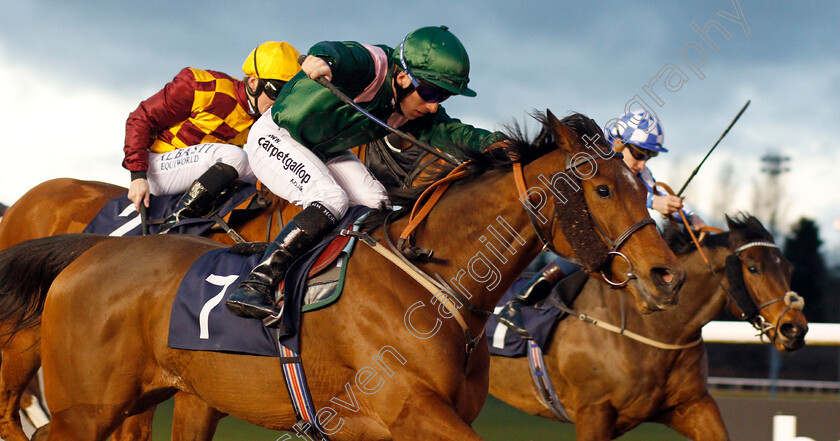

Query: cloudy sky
[1,0,839,256]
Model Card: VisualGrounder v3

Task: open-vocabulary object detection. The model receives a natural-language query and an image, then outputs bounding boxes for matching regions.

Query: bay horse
[0,111,686,440]
[0,137,457,440]
[0,178,297,441]
[0,138,465,440]
[488,215,808,440]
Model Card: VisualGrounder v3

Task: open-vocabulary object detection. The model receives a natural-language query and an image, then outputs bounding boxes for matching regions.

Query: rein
[550,297,702,350]
[655,182,803,342]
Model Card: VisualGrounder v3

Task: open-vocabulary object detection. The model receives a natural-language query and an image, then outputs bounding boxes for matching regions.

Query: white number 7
[199,274,241,339]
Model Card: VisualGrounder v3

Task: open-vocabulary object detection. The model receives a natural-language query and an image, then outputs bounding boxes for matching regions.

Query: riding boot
[496,259,567,336]
[225,203,338,323]
[158,163,239,234]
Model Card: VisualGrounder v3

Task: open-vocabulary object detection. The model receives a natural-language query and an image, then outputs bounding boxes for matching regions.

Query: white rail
[702,321,840,345]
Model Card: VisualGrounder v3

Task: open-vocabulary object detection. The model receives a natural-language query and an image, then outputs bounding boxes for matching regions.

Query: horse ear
[545,109,578,155]
[724,214,735,229]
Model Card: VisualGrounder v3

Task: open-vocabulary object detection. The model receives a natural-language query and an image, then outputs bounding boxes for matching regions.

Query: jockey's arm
[123,68,197,210]
[404,107,506,154]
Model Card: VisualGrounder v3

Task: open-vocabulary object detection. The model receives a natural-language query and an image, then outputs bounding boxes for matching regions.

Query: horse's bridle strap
[735,241,779,255]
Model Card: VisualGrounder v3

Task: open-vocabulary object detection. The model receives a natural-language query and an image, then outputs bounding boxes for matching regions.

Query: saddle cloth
[167,205,370,356]
[83,183,257,236]
[485,270,589,357]
[485,278,564,357]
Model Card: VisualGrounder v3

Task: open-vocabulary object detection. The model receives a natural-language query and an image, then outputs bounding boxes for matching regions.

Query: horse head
[724,214,808,352]
[514,110,685,313]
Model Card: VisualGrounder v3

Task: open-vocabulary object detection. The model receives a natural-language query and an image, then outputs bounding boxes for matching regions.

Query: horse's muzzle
[778,322,808,352]
[647,265,685,308]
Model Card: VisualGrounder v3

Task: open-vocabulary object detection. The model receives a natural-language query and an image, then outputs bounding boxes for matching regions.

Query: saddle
[84,183,264,237]
[166,206,370,357]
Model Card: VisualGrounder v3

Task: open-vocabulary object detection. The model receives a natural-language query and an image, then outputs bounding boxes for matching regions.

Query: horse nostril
[780,323,803,340]
[651,267,672,285]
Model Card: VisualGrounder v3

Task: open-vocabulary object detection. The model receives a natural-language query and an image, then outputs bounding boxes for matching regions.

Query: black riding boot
[225,203,337,323]
[496,259,567,336]
[158,163,239,234]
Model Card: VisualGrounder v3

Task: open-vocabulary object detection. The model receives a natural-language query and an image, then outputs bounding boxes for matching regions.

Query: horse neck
[575,246,731,344]
[408,166,544,319]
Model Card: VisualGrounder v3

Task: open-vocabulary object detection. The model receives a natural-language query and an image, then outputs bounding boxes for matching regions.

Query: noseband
[728,241,804,342]
[514,153,655,288]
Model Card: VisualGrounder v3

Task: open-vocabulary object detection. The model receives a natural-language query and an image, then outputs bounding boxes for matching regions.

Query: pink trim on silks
[387,113,408,128]
[355,44,389,103]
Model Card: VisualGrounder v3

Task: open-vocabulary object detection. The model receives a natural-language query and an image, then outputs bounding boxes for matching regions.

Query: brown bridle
[513,154,655,288]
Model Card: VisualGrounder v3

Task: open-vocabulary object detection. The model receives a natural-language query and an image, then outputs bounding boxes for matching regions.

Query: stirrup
[262,302,287,330]
[495,302,532,338]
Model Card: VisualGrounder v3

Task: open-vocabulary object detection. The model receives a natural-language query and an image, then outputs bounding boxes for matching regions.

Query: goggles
[261,80,286,101]
[399,36,452,103]
[251,44,286,101]
[627,144,659,161]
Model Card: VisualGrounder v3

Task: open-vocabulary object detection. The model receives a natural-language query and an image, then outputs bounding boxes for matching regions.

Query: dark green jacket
[270,41,504,160]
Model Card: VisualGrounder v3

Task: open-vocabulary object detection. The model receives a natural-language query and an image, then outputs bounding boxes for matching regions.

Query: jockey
[225,26,506,322]
[122,41,302,233]
[496,110,706,335]
[606,110,707,230]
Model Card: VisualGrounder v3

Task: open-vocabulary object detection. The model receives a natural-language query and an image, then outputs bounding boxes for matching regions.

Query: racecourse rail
[704,321,840,396]
[703,321,840,345]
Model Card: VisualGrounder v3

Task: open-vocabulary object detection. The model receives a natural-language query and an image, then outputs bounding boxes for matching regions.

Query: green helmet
[395,25,476,97]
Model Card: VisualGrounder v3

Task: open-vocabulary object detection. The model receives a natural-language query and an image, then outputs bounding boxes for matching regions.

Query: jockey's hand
[651,194,684,216]
[301,55,332,82]
[128,178,150,211]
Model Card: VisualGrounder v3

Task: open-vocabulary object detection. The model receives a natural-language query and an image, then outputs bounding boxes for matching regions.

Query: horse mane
[361,111,604,231]
[661,212,772,255]
[726,212,774,244]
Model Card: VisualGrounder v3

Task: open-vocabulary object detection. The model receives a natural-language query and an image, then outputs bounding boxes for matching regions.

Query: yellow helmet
[242,41,301,81]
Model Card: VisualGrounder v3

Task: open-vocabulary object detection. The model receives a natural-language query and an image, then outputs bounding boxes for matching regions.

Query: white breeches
[243,113,389,218]
[147,143,256,196]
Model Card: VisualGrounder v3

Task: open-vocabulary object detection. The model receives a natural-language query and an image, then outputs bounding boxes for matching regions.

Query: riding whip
[139,204,149,235]
[298,55,464,166]
[677,100,750,196]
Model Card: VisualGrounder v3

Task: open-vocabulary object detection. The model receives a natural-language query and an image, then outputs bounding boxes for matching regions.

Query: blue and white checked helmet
[605,110,667,153]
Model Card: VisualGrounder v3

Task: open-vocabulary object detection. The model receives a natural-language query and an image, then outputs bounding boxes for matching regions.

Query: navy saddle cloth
[485,277,564,357]
[83,183,257,236]
[167,205,371,356]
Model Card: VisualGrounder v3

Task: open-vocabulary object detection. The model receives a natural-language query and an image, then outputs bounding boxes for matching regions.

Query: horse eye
[747,266,759,274]
[596,185,612,198]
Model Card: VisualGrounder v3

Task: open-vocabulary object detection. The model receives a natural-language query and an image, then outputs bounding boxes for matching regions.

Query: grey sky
[1,0,838,252]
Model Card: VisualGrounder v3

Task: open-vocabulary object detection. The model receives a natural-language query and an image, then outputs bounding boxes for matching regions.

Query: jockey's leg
[147,143,250,234]
[496,257,573,335]
[325,151,390,210]
[158,162,239,234]
[228,116,346,323]
[225,202,337,323]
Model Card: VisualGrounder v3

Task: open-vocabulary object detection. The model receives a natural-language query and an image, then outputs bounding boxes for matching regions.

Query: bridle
[514,152,655,288]
[728,241,805,342]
